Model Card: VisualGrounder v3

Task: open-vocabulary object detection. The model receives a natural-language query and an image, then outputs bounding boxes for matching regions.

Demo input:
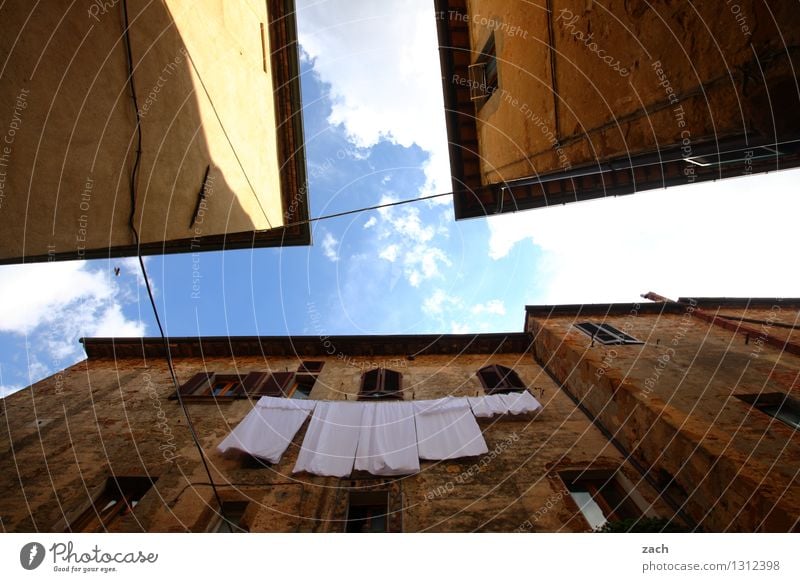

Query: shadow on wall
[0,0,274,262]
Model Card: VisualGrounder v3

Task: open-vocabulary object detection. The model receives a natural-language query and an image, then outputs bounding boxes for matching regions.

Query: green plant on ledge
[597,517,690,533]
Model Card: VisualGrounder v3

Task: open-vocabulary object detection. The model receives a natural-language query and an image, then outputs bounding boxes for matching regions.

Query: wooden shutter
[359,369,381,399]
[496,365,525,390]
[360,369,402,400]
[382,369,403,399]
[477,366,502,392]
[479,365,526,394]
[241,372,270,397]
[255,372,294,397]
[178,372,215,397]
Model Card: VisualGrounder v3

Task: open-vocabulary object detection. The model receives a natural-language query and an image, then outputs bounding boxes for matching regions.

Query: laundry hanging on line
[217,392,542,477]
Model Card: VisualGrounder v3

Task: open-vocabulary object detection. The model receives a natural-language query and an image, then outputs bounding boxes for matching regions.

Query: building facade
[1,333,674,533]
[0,0,308,264]
[1,296,797,533]
[435,0,800,219]
[526,296,800,532]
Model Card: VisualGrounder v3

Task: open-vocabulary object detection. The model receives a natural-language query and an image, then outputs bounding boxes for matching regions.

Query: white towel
[354,401,419,476]
[500,391,542,415]
[217,397,316,463]
[467,394,507,418]
[293,401,365,477]
[414,398,488,460]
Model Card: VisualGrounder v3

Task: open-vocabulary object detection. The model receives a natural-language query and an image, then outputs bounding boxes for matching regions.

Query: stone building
[1,296,797,533]
[0,0,308,264]
[435,0,800,219]
[526,295,800,532]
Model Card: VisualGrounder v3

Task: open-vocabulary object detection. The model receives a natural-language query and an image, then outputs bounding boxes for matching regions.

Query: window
[345,492,389,533]
[176,372,242,400]
[288,361,324,399]
[737,393,800,430]
[208,501,250,533]
[177,371,299,400]
[561,472,641,530]
[468,33,498,102]
[299,361,325,374]
[574,322,642,345]
[69,476,156,532]
[477,365,526,394]
[209,376,241,397]
[290,375,316,399]
[358,368,403,401]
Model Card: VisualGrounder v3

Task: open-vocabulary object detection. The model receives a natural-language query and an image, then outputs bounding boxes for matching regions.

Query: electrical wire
[279,188,456,231]
[121,0,228,527]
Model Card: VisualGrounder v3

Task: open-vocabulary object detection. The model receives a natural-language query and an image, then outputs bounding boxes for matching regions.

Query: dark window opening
[468,33,498,103]
[299,361,325,374]
[359,368,403,401]
[561,472,642,530]
[737,393,800,430]
[575,322,642,345]
[346,491,389,533]
[291,374,317,400]
[210,501,250,533]
[477,365,526,394]
[69,476,156,533]
[241,454,272,469]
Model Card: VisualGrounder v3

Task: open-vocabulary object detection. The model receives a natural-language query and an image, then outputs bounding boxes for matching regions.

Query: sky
[1,0,798,398]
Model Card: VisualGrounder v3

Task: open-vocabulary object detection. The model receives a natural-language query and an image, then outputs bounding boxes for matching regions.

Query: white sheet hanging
[414,397,488,460]
[217,397,316,463]
[354,401,419,476]
[467,391,542,417]
[467,394,508,418]
[293,401,365,477]
[500,390,542,415]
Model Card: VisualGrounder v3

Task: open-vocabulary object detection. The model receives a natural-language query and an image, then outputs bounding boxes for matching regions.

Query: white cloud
[367,194,453,287]
[321,231,341,262]
[487,171,800,303]
[0,261,147,397]
[297,0,450,197]
[422,289,461,315]
[403,245,451,287]
[363,216,378,229]
[471,300,506,316]
[379,244,400,263]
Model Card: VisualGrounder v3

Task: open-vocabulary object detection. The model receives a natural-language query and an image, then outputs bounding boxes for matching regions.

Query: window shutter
[477,366,502,392]
[382,369,402,398]
[360,369,402,400]
[360,369,381,397]
[178,372,215,396]
[496,365,525,390]
[256,372,294,397]
[241,372,270,397]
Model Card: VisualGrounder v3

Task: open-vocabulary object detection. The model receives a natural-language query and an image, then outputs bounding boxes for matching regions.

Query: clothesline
[218,392,542,477]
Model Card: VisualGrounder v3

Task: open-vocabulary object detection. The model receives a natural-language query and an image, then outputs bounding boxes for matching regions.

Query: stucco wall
[0,0,284,262]
[467,0,800,184]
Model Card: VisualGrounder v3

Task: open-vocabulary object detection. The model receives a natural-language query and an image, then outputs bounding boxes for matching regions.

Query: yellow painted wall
[0,0,285,261]
[467,0,800,184]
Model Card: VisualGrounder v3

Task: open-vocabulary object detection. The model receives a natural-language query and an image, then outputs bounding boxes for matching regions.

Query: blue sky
[1,0,798,397]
